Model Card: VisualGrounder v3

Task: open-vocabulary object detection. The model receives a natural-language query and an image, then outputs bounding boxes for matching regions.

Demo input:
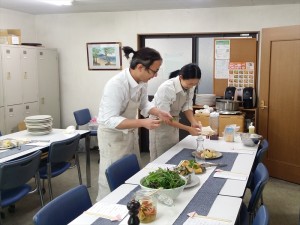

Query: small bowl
[140,176,187,200]
[240,133,262,147]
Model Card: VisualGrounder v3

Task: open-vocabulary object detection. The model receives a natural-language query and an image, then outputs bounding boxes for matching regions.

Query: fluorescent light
[42,0,74,6]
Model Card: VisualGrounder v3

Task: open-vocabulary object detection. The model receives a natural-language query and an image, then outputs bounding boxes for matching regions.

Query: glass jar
[195,137,205,163]
[134,190,157,223]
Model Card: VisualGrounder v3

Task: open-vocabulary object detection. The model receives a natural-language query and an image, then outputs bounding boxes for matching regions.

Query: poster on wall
[86,42,122,70]
[228,62,255,88]
[214,40,230,79]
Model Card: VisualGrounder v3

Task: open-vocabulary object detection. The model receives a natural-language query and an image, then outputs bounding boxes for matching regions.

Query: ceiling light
[42,0,74,6]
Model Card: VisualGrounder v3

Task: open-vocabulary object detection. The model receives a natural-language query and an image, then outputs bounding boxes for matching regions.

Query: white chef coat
[149,76,195,161]
[97,68,154,132]
[96,68,154,201]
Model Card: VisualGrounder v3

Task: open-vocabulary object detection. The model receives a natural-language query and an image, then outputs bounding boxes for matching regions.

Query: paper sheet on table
[84,202,128,221]
[230,149,255,155]
[213,171,247,181]
[25,142,49,147]
[184,216,231,225]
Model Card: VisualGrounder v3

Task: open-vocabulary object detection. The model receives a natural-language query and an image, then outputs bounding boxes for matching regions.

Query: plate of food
[175,160,206,175]
[0,139,17,150]
[192,149,223,160]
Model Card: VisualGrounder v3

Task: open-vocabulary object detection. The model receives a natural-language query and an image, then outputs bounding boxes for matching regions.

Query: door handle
[260,100,268,110]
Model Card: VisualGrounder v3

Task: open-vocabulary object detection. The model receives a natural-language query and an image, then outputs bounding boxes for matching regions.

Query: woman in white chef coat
[96,46,172,200]
[149,63,202,162]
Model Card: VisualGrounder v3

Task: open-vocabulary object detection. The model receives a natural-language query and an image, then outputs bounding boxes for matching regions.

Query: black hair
[179,63,201,80]
[122,46,162,69]
[169,70,180,79]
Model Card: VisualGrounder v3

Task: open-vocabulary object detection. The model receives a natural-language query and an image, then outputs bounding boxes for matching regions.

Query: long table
[69,135,258,225]
[0,128,92,187]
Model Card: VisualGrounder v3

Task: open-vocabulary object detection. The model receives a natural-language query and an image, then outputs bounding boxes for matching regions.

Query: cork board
[213,38,257,97]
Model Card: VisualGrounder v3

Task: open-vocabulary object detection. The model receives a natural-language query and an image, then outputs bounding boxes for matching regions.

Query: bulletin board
[213,38,257,97]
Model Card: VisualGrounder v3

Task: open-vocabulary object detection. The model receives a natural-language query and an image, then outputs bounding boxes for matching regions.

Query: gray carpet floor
[1,150,299,225]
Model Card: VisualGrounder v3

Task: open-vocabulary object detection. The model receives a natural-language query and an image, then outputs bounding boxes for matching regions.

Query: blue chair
[247,139,269,204]
[240,163,269,225]
[253,205,269,225]
[73,108,97,137]
[0,151,44,222]
[105,154,140,191]
[39,134,82,200]
[33,185,92,225]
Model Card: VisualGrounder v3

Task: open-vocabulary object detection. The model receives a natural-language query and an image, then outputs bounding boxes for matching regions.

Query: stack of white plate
[24,115,53,135]
[195,94,216,106]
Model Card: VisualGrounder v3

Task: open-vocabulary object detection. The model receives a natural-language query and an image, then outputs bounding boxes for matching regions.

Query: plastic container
[134,190,157,223]
[209,112,219,135]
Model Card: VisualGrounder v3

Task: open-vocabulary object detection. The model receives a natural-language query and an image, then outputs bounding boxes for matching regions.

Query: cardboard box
[0,29,21,45]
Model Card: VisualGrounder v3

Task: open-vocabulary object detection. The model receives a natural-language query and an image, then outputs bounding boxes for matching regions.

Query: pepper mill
[127,199,140,225]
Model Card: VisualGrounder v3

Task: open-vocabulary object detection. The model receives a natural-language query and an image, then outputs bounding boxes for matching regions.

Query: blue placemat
[0,145,38,159]
[167,148,238,225]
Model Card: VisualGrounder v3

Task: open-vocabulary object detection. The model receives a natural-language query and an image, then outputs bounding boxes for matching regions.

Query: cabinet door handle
[24,72,27,79]
[7,72,11,80]
[41,97,45,104]
[260,100,268,110]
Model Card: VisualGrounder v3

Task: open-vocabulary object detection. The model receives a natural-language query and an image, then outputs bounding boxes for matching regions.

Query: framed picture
[86,42,122,70]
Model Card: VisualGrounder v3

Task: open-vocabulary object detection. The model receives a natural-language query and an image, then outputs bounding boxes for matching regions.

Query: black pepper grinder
[127,199,140,225]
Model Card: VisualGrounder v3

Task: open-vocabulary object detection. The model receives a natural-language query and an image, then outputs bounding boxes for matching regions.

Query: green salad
[141,168,185,189]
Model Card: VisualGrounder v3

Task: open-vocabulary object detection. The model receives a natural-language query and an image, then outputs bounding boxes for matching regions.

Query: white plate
[185,175,200,189]
[25,115,52,121]
[27,130,52,135]
[192,150,223,160]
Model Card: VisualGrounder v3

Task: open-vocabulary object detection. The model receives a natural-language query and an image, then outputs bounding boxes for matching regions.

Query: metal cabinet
[0,45,60,134]
[37,48,61,128]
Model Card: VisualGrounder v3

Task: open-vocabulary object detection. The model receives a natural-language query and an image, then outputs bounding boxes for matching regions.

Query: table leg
[85,134,91,187]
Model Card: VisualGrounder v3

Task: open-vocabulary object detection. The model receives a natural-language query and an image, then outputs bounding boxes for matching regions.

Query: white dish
[192,150,223,160]
[25,115,52,121]
[185,175,200,189]
[27,130,52,135]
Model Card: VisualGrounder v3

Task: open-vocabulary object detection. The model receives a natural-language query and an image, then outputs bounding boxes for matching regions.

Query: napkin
[84,202,128,221]
[213,170,247,181]
[184,212,232,225]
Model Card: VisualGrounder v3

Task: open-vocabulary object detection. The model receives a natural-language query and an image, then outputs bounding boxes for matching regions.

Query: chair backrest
[73,108,92,128]
[48,134,80,163]
[248,163,269,212]
[253,205,270,225]
[0,150,42,191]
[253,139,269,170]
[33,185,92,225]
[105,154,140,191]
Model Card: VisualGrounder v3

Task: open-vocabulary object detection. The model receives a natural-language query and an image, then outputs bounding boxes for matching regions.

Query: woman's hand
[188,127,202,136]
[157,110,173,123]
[142,118,162,130]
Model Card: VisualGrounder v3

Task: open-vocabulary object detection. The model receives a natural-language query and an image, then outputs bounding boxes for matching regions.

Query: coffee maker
[243,87,256,108]
[224,87,236,100]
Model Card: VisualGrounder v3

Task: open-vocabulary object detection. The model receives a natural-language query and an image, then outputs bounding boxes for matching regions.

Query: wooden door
[259,25,300,184]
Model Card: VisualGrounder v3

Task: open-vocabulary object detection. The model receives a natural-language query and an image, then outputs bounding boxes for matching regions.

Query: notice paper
[84,202,128,221]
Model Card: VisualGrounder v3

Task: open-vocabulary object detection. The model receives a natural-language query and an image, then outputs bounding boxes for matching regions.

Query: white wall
[1,5,300,128]
[0,8,36,42]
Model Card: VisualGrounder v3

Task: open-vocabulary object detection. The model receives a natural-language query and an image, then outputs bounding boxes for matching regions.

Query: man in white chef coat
[96,46,172,200]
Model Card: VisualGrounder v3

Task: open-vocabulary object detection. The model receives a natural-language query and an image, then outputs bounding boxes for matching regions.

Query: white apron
[96,96,141,201]
[149,90,189,162]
